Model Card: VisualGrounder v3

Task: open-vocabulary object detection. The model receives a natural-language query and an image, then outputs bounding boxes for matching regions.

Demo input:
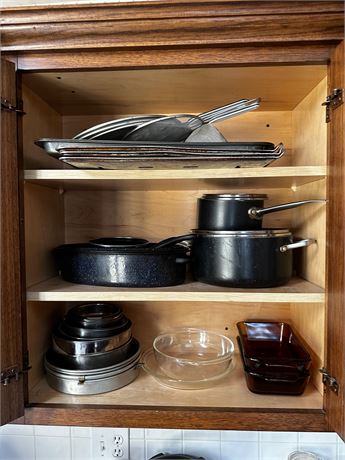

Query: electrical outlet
[91,427,129,460]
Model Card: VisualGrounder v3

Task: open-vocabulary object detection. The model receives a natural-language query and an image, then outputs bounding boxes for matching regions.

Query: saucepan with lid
[197,194,325,230]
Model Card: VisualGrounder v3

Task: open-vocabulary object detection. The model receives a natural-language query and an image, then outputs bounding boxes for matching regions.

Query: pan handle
[280,238,317,253]
[154,234,195,250]
[248,199,326,220]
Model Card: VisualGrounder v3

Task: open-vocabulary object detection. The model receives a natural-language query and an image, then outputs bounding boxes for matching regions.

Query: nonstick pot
[197,194,324,230]
[191,229,316,288]
[54,235,192,288]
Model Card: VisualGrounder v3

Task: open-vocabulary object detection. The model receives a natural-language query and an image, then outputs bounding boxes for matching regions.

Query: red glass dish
[237,337,310,395]
[237,321,311,373]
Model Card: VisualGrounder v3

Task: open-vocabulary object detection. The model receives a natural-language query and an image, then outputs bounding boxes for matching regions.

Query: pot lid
[192,228,291,238]
[200,193,268,200]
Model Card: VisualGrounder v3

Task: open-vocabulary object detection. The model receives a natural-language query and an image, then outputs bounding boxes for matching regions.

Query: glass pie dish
[153,328,234,380]
[141,348,234,390]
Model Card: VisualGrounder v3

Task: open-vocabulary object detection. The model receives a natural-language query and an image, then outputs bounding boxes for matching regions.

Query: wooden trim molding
[2,1,344,25]
[15,44,334,72]
[25,405,328,432]
[0,2,344,53]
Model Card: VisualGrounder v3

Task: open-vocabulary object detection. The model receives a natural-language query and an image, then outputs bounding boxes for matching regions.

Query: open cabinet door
[325,41,345,438]
[1,59,25,424]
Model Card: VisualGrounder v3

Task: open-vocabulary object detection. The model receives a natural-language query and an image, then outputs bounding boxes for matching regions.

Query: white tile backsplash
[70,427,91,438]
[0,434,35,460]
[71,437,92,460]
[130,439,145,460]
[221,440,259,460]
[260,431,299,443]
[184,430,220,441]
[221,430,259,442]
[299,432,338,444]
[35,436,71,460]
[146,428,182,440]
[260,442,299,460]
[0,425,34,436]
[1,425,345,459]
[146,439,183,459]
[298,443,337,460]
[183,440,220,460]
[34,425,70,437]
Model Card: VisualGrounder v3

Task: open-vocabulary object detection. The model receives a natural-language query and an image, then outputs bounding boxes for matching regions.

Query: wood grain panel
[29,364,322,410]
[292,180,326,289]
[22,84,63,169]
[23,167,327,192]
[292,77,327,166]
[26,276,325,303]
[121,301,291,351]
[324,41,345,438]
[2,13,344,52]
[63,188,294,243]
[24,183,65,287]
[290,303,325,393]
[23,66,326,115]
[16,45,334,72]
[24,405,327,432]
[2,1,344,25]
[0,59,25,424]
[26,301,66,390]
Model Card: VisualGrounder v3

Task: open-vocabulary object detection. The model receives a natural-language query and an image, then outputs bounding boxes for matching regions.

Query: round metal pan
[65,302,124,329]
[45,337,140,373]
[52,329,132,355]
[45,357,140,395]
[59,315,132,339]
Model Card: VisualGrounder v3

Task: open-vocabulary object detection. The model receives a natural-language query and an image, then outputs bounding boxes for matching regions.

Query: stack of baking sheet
[35,139,285,170]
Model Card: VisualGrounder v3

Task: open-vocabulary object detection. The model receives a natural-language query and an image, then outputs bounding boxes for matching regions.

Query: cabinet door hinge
[322,88,344,123]
[320,367,339,394]
[1,97,26,115]
[1,360,31,386]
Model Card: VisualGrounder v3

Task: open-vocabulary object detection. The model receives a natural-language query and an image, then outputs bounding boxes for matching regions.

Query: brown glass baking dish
[236,321,311,373]
[237,337,310,395]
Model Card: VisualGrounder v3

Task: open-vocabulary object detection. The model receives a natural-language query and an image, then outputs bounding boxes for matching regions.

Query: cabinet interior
[22,64,327,412]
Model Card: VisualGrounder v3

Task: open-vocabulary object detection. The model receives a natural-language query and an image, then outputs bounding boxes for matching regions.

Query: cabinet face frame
[1,0,344,436]
[0,59,26,425]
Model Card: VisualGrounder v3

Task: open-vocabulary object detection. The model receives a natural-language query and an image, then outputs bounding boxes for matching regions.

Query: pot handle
[280,238,317,253]
[248,199,325,220]
[154,234,195,250]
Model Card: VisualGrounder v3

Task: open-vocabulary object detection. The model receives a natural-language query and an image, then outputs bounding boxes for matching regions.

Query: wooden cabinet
[1,0,345,438]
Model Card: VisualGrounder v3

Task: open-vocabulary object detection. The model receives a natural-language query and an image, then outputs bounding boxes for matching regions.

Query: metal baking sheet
[35,138,283,158]
[59,156,280,170]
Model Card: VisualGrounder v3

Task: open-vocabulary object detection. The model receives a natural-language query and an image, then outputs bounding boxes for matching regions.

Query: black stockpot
[54,236,191,288]
[197,194,324,231]
[191,229,315,288]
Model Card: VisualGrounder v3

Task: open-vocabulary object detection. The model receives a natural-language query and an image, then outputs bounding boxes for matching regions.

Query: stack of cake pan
[45,303,140,395]
[237,321,311,395]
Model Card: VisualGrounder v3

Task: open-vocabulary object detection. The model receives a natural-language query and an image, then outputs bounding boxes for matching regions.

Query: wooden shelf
[27,276,325,303]
[24,166,326,191]
[29,354,323,411]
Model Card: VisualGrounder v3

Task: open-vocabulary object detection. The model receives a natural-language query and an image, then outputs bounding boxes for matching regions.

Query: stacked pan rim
[237,321,311,395]
[45,303,140,395]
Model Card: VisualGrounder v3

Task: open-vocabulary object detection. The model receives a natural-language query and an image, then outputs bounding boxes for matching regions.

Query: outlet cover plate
[91,427,129,460]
